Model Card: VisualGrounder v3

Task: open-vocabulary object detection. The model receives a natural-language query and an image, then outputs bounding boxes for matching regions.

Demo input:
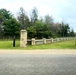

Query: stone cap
[21,30,27,32]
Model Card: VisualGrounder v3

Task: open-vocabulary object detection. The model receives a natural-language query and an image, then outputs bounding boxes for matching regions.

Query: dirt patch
[0,49,76,54]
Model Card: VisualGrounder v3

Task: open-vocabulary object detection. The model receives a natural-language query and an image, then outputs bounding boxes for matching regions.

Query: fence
[27,37,74,45]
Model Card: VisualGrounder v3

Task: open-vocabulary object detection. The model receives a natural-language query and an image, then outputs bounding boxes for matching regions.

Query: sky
[0,0,76,32]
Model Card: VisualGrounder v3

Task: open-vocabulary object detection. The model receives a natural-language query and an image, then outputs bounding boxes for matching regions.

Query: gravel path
[0,49,76,54]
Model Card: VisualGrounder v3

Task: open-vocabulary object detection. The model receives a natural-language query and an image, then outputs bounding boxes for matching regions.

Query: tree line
[0,7,75,39]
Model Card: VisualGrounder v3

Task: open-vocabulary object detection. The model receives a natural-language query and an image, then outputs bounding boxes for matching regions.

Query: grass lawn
[0,39,76,50]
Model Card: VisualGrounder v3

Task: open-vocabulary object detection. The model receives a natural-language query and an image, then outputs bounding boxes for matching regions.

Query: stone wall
[27,37,74,45]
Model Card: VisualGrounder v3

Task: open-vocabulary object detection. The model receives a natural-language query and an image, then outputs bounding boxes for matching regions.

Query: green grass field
[0,39,76,50]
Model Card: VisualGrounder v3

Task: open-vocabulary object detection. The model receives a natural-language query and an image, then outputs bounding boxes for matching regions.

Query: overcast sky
[0,0,76,32]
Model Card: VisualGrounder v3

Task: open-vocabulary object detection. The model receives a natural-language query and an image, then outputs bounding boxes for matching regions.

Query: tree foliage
[17,7,30,29]
[31,7,38,23]
[0,7,75,39]
[70,29,75,37]
[4,18,20,38]
[0,8,20,38]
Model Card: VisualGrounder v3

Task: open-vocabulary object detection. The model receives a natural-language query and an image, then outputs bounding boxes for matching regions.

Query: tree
[52,23,61,37]
[27,20,53,39]
[4,18,20,38]
[0,8,13,38]
[17,7,30,29]
[35,20,44,38]
[60,22,70,37]
[44,15,54,25]
[27,26,36,38]
[70,29,75,37]
[31,7,38,23]
[27,20,43,39]
[0,8,12,20]
[44,15,54,32]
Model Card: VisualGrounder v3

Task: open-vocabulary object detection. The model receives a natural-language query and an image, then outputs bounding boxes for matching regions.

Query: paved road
[0,54,76,75]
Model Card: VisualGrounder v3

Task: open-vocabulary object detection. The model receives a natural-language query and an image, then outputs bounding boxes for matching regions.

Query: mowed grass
[0,40,20,49]
[0,39,76,49]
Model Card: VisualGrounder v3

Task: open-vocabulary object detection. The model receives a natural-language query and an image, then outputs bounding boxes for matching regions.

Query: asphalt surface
[0,54,76,75]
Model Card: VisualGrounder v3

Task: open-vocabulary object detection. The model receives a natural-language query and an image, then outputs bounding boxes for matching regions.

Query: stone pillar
[51,38,53,43]
[43,38,46,44]
[56,38,59,42]
[31,38,35,45]
[20,30,27,47]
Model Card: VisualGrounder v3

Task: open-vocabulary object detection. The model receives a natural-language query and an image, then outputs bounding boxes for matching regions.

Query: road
[0,54,76,75]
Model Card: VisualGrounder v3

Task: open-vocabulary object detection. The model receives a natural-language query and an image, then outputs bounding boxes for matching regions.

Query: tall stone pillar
[20,30,27,47]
